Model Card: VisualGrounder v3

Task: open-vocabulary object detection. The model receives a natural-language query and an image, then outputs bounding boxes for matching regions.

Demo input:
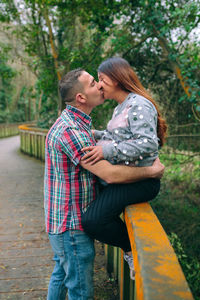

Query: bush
[169,232,200,300]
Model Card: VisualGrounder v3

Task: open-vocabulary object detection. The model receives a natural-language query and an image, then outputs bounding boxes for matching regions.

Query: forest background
[0,0,200,299]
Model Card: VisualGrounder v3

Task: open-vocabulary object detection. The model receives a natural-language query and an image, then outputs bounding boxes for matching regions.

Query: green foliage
[152,150,200,299]
[0,39,36,123]
[169,232,200,300]
[1,0,121,126]
[159,151,200,201]
[91,99,117,130]
[118,0,200,124]
[36,93,58,129]
[1,0,199,127]
[0,42,17,122]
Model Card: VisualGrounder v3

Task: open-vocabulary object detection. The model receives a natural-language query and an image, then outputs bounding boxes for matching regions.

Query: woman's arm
[82,99,158,165]
[93,129,105,140]
[101,99,158,163]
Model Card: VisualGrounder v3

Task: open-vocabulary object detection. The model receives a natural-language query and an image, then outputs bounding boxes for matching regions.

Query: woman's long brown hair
[98,57,167,146]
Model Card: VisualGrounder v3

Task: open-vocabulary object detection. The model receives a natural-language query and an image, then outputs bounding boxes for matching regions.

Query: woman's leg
[82,179,160,252]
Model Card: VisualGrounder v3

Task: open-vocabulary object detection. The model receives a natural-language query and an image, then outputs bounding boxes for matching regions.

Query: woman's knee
[142,179,160,202]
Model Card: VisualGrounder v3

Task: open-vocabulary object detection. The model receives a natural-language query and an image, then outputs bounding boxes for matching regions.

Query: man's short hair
[59,68,84,104]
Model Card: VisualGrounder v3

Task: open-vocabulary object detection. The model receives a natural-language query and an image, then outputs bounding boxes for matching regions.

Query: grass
[151,149,200,300]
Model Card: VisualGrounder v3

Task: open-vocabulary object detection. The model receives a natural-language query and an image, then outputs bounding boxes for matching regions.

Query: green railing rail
[18,125,194,300]
[0,123,20,138]
[0,122,37,138]
[105,203,194,300]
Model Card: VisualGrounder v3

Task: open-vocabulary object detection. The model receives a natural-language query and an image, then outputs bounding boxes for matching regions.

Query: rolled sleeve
[59,128,95,166]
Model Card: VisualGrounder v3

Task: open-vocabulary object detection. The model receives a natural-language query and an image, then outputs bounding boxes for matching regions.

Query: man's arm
[80,157,164,184]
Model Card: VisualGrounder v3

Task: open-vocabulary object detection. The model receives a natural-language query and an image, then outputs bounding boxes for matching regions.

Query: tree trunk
[42,6,62,115]
[152,25,191,97]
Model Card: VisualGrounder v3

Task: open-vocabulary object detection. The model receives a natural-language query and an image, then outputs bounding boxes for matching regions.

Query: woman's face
[98,72,117,100]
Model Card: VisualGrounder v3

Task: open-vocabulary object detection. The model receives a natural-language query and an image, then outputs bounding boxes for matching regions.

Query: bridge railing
[166,123,200,153]
[105,203,194,300]
[18,124,48,161]
[0,123,20,138]
[18,124,194,300]
[0,122,37,138]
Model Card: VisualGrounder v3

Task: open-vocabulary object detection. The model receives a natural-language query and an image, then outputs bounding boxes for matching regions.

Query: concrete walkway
[0,136,119,300]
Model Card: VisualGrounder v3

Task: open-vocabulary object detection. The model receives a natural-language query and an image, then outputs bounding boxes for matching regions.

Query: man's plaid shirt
[44,105,97,234]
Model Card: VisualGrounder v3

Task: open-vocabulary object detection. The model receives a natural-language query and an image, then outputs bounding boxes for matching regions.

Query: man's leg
[47,230,95,300]
[82,179,160,251]
[47,254,67,300]
[65,231,95,300]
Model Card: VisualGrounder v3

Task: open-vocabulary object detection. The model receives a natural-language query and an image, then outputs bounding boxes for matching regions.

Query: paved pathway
[0,136,52,299]
[0,136,119,300]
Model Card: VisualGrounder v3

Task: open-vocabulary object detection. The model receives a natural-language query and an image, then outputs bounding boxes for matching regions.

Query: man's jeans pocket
[48,233,65,257]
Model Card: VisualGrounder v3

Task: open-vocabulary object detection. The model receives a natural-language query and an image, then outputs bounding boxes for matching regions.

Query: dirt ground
[94,241,119,300]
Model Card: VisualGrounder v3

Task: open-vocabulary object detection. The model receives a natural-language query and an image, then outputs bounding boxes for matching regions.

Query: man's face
[98,72,116,100]
[78,71,104,109]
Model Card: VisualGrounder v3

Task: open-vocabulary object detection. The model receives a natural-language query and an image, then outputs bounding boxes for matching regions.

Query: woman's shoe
[124,253,135,280]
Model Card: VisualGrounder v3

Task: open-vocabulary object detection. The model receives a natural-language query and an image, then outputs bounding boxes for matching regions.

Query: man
[44,68,164,300]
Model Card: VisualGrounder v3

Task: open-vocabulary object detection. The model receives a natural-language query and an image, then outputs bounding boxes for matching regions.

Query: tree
[0,0,199,127]
[108,0,200,124]
[0,42,16,122]
[0,0,121,126]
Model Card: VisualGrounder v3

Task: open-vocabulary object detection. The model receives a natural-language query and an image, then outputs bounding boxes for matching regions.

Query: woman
[81,57,167,279]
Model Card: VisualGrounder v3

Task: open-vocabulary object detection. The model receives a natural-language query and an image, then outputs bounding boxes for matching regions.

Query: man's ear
[76,93,86,104]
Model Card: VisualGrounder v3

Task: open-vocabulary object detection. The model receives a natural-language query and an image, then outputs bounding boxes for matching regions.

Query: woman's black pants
[81,179,160,252]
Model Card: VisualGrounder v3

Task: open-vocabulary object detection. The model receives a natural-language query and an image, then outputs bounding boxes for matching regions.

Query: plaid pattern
[44,105,97,234]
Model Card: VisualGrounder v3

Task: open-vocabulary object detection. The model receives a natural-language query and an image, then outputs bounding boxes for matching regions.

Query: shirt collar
[63,105,92,128]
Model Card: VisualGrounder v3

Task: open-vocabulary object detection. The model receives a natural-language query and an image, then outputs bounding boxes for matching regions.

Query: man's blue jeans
[47,230,95,300]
